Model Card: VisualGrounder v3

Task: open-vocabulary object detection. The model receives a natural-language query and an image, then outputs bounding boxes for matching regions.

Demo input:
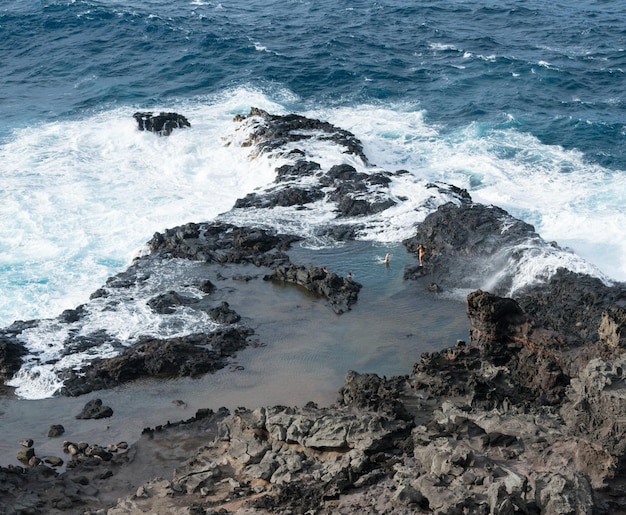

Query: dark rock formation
[147,222,298,267]
[147,290,196,314]
[47,425,65,438]
[75,398,113,420]
[133,111,190,136]
[403,200,626,348]
[0,336,26,383]
[228,110,401,222]
[233,107,368,163]
[60,327,253,396]
[403,200,541,294]
[207,301,241,324]
[265,264,362,314]
[3,282,626,513]
[234,185,325,209]
[321,164,396,217]
[516,269,626,345]
[3,110,626,514]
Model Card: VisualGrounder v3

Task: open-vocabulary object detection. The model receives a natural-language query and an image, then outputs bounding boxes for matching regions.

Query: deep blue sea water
[0,0,625,398]
[2,0,624,162]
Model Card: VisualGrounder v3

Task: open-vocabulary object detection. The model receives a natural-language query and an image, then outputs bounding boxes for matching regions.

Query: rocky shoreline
[1,110,626,514]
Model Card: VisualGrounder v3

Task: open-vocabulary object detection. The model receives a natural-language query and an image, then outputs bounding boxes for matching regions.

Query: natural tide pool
[0,241,469,466]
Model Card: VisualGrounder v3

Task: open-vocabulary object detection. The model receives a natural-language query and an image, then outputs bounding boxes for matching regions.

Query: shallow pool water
[0,242,469,466]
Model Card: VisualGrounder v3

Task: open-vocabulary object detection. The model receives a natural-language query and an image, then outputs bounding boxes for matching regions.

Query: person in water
[383,252,390,266]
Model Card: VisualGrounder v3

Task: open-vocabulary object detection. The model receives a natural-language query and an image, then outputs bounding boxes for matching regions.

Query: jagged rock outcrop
[516,269,626,345]
[75,398,113,420]
[403,200,541,294]
[403,201,626,348]
[0,336,26,384]
[147,222,298,267]
[265,264,362,314]
[59,327,253,396]
[233,107,368,163]
[3,286,626,513]
[4,109,626,514]
[133,111,190,136]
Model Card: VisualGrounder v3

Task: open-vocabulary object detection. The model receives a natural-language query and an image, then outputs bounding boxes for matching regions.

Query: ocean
[1,0,625,400]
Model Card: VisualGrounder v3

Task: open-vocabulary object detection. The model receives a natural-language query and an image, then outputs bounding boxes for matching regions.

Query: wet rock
[60,327,253,396]
[75,399,114,420]
[43,456,64,467]
[234,185,324,208]
[234,108,368,163]
[403,200,540,295]
[265,265,362,314]
[48,425,65,437]
[59,305,87,323]
[207,301,241,324]
[16,447,35,464]
[198,279,216,294]
[275,160,322,182]
[133,111,190,136]
[147,290,195,314]
[321,164,396,217]
[147,221,298,267]
[0,336,27,382]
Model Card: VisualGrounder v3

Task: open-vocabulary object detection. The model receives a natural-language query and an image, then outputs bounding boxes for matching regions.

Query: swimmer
[383,252,390,265]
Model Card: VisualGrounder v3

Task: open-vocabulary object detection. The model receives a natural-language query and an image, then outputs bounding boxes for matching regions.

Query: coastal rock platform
[1,110,626,514]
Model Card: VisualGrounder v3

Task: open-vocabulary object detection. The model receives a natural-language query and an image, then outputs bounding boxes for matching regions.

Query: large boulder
[147,222,298,267]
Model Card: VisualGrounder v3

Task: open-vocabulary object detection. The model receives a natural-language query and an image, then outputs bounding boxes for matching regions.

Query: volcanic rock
[75,399,113,420]
[265,264,362,314]
[133,111,190,136]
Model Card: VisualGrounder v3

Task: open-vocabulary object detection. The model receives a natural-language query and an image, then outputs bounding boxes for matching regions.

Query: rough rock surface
[75,398,113,420]
[133,111,191,136]
[403,200,626,346]
[265,265,362,314]
[59,327,253,397]
[3,282,626,513]
[147,221,298,267]
[0,336,27,384]
[233,107,368,163]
